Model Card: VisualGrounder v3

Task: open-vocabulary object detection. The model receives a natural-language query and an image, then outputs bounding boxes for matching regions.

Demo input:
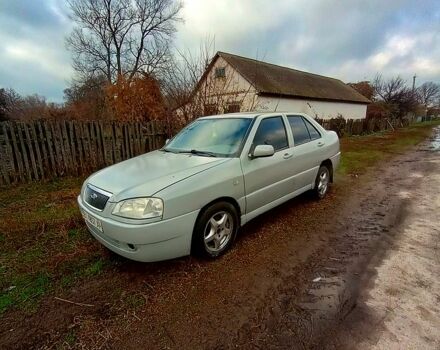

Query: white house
[185,52,370,120]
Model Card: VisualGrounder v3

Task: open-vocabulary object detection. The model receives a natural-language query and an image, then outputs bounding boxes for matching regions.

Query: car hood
[86,150,230,202]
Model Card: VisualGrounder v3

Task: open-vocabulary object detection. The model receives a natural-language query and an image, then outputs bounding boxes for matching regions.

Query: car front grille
[84,185,110,211]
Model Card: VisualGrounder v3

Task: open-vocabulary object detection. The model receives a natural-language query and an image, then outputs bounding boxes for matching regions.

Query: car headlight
[112,198,163,219]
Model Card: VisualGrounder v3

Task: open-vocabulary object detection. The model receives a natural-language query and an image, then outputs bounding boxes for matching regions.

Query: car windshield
[163,118,252,157]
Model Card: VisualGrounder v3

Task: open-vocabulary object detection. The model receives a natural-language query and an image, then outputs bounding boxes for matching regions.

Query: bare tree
[372,74,417,118]
[162,37,216,119]
[66,0,182,83]
[0,88,66,120]
[0,88,24,120]
[163,38,262,126]
[373,74,407,103]
[0,89,9,121]
[417,82,440,108]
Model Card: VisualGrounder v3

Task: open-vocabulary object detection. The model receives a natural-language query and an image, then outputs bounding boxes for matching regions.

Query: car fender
[154,158,246,220]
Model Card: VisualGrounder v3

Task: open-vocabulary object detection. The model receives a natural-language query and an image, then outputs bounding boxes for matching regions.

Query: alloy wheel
[318,168,330,196]
[203,211,234,253]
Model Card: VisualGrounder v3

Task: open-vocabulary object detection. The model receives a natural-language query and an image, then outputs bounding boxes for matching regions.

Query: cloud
[327,29,440,84]
[0,0,72,102]
[0,0,439,102]
[177,0,440,85]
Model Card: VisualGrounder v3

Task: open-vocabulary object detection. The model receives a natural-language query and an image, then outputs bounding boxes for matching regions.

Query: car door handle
[283,152,293,159]
[317,141,325,147]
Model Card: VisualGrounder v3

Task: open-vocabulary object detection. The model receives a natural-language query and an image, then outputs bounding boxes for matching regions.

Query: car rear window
[303,118,321,140]
[287,116,311,145]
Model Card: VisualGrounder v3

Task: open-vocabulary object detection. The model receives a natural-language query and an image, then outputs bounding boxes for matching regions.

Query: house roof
[216,52,371,104]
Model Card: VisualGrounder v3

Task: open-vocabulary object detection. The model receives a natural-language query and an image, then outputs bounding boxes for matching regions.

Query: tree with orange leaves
[106,76,166,122]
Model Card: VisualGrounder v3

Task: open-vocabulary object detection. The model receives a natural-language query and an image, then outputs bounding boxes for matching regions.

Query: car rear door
[240,115,295,215]
[286,115,324,190]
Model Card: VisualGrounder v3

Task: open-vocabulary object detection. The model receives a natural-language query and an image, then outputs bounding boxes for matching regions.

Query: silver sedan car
[78,112,340,262]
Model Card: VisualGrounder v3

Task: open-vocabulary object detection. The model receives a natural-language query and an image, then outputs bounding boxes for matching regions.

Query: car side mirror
[251,144,275,158]
[165,138,170,145]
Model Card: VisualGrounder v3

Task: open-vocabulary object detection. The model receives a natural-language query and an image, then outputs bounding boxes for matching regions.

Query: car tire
[192,201,239,259]
[314,165,330,199]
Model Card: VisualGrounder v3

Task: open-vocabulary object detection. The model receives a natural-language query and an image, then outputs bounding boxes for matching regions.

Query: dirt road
[1,127,439,349]
[323,128,440,349]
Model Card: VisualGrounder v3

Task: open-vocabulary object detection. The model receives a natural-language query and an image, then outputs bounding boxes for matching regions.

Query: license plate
[81,210,103,232]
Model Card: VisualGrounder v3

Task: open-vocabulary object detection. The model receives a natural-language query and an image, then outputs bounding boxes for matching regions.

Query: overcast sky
[0,0,439,102]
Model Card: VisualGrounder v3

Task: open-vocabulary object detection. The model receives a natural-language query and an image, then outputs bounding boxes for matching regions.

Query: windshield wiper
[178,149,217,157]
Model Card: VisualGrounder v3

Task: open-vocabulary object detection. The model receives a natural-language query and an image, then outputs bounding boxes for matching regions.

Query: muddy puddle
[425,126,440,151]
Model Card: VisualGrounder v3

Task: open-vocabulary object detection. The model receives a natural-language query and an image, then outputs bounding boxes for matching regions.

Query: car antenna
[274,92,281,112]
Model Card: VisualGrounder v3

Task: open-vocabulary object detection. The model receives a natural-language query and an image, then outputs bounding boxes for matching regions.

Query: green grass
[0,255,108,314]
[0,272,51,314]
[339,149,383,175]
[18,246,45,265]
[83,258,106,277]
[55,256,107,290]
[338,120,440,175]
[68,228,80,239]
[0,175,111,314]
[123,293,146,309]
[62,329,77,347]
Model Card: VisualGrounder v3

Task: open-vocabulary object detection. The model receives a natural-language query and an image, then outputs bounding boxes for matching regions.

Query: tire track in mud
[216,138,438,349]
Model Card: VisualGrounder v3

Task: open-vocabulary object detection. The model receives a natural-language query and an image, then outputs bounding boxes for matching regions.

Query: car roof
[199,112,308,119]
[199,112,259,119]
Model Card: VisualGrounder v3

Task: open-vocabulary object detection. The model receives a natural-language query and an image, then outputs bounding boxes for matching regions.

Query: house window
[215,67,226,78]
[226,102,241,113]
[204,104,218,116]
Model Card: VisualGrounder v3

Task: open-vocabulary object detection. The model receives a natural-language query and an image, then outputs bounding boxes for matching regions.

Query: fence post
[2,123,15,183]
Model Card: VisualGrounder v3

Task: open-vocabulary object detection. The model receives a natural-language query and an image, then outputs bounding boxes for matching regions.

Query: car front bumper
[77,196,199,262]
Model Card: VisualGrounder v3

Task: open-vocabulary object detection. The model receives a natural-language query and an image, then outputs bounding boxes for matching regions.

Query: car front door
[286,115,323,190]
[240,116,294,216]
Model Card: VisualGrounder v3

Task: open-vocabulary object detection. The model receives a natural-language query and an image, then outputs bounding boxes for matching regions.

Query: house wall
[181,55,367,120]
[196,56,259,113]
[255,96,367,120]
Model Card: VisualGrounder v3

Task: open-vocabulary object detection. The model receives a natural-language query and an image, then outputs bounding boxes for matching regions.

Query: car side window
[253,116,288,151]
[287,116,311,145]
[303,118,321,140]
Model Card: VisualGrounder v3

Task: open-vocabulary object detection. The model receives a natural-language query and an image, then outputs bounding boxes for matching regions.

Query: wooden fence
[0,120,168,185]
[317,117,410,137]
[0,116,418,186]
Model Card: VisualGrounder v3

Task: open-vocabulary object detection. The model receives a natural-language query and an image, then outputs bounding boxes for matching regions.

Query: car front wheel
[192,201,238,259]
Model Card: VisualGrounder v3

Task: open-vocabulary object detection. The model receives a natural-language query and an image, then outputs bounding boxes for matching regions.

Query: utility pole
[412,74,417,91]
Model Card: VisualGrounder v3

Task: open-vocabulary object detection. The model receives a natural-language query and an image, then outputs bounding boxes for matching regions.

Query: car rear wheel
[314,165,330,199]
[192,202,238,259]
